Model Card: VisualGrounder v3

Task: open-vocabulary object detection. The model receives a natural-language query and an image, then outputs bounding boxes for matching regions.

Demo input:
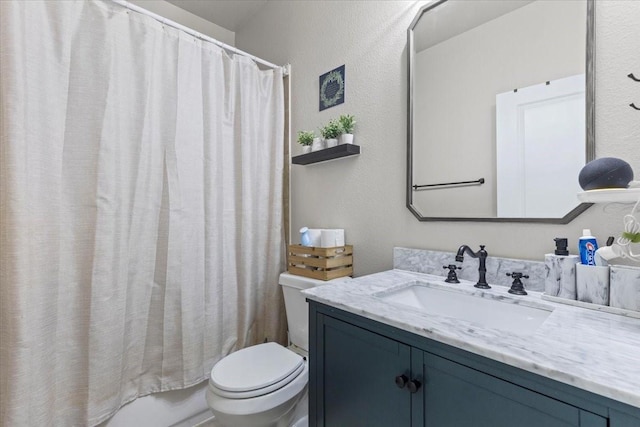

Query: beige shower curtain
[0,1,286,425]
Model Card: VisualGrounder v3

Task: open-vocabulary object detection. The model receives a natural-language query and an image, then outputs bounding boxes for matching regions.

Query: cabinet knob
[407,379,422,393]
[395,374,408,388]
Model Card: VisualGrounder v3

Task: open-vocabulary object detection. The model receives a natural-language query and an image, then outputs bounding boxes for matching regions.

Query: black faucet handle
[443,264,461,283]
[507,272,529,295]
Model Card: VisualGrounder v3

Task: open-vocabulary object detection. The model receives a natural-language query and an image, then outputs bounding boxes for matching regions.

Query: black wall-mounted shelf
[292,144,360,165]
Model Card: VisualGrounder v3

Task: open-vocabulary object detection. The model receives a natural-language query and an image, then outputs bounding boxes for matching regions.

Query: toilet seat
[210,362,304,399]
[207,361,308,418]
[210,342,304,399]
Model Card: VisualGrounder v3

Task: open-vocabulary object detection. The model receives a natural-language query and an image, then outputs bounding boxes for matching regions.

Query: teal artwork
[319,65,345,111]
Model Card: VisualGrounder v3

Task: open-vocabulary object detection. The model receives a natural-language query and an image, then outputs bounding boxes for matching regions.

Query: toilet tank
[279,272,351,352]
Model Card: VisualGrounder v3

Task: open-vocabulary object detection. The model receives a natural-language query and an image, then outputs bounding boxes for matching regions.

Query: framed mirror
[407,0,595,223]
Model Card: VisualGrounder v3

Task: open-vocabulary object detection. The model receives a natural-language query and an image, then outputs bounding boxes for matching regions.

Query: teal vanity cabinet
[309,301,640,427]
[314,315,412,426]
[417,351,604,427]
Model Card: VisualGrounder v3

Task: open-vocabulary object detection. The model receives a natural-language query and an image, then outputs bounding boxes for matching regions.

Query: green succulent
[622,232,640,243]
[297,130,315,146]
[338,114,356,134]
[320,119,341,139]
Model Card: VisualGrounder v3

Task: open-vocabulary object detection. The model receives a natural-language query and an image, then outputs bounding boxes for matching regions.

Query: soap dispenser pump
[554,238,569,256]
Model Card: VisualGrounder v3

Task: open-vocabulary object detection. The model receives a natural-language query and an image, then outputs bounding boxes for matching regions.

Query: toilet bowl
[206,273,351,427]
[206,342,308,427]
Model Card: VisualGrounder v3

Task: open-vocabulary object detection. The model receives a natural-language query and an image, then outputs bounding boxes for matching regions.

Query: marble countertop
[303,269,640,409]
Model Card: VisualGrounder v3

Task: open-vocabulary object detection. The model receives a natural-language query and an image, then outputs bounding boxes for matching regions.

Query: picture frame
[319,65,345,111]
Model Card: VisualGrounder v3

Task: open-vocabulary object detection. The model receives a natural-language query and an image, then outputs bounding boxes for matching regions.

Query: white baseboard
[171,410,214,427]
[191,414,217,427]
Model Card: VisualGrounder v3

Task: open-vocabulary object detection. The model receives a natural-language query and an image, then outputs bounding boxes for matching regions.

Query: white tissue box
[320,229,345,247]
[305,229,322,247]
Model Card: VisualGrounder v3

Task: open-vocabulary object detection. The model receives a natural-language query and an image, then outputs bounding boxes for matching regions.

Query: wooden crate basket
[288,244,353,281]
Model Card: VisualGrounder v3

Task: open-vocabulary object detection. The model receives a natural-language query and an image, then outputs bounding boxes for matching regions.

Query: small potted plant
[297,130,315,154]
[338,114,356,145]
[320,119,341,149]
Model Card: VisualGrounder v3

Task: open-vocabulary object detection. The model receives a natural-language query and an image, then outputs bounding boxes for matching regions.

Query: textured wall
[130,0,235,45]
[236,1,640,276]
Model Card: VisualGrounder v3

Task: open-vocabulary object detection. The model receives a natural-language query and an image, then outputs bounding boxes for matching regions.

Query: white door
[496,74,585,217]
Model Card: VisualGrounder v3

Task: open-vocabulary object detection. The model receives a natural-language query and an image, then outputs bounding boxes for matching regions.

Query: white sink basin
[375,281,552,335]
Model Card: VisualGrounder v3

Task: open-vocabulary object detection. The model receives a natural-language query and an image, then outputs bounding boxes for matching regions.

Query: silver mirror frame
[407,0,595,223]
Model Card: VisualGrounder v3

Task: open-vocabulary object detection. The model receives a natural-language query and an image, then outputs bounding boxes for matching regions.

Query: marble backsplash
[393,247,546,292]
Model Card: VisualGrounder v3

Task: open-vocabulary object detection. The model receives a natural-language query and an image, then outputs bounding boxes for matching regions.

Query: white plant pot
[311,137,326,152]
[326,138,338,148]
[340,133,354,145]
[302,145,312,154]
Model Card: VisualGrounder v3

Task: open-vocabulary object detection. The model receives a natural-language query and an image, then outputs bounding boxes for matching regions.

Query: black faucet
[455,245,490,289]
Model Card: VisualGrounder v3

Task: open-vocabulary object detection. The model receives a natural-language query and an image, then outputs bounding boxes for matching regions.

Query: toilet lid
[211,342,304,393]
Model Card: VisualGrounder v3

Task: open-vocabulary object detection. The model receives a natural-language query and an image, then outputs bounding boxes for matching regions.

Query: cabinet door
[610,409,640,427]
[419,351,606,427]
[314,315,412,427]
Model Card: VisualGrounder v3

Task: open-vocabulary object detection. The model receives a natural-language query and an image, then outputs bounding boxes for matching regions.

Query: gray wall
[131,0,235,45]
[236,1,640,276]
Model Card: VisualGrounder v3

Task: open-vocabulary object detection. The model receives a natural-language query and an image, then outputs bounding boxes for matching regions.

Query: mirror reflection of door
[496,75,585,218]
[409,0,593,222]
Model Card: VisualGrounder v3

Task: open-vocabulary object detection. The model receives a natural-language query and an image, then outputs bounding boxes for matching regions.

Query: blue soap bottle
[300,227,312,247]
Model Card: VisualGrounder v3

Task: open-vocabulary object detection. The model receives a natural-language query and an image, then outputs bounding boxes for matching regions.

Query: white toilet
[206,272,350,427]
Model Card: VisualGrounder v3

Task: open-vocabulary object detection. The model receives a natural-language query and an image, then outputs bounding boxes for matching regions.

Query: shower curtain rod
[111,0,289,76]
